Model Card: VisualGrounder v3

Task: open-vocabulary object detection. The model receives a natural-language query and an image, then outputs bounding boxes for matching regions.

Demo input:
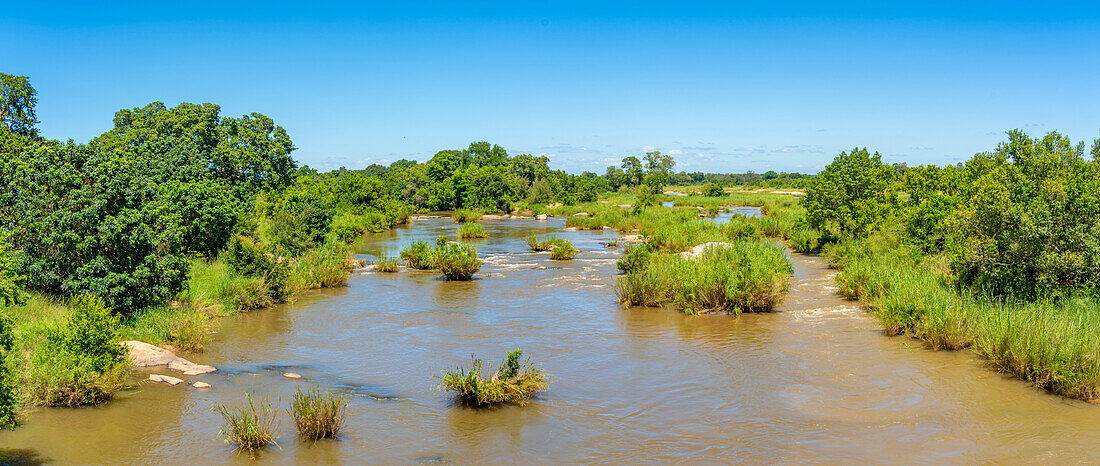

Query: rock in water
[283,372,303,380]
[192,382,211,389]
[149,374,183,385]
[122,341,216,375]
[536,214,548,220]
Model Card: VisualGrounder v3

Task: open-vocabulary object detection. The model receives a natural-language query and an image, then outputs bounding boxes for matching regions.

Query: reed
[430,243,483,280]
[214,394,278,456]
[289,388,348,440]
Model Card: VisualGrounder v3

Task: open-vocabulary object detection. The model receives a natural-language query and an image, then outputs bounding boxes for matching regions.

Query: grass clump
[436,349,549,406]
[214,393,278,456]
[616,243,651,273]
[525,235,578,260]
[374,257,400,273]
[430,243,483,280]
[452,208,484,223]
[289,388,348,440]
[400,241,434,269]
[617,241,793,314]
[458,222,488,239]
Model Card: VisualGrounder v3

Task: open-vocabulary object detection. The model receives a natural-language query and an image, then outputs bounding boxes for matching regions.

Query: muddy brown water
[3,215,1099,463]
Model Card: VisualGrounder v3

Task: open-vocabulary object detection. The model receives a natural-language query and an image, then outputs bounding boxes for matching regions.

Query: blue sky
[3,1,1099,174]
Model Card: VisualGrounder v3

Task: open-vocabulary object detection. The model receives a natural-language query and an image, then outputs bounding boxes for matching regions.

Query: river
[2,215,1098,463]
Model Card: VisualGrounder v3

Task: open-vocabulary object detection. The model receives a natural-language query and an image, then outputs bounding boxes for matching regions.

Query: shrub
[223,235,273,277]
[458,222,488,239]
[788,228,821,253]
[374,257,399,273]
[214,394,278,456]
[430,243,482,280]
[617,244,651,273]
[704,182,724,197]
[400,241,434,269]
[436,349,549,406]
[289,388,348,440]
[0,312,17,429]
[19,295,130,406]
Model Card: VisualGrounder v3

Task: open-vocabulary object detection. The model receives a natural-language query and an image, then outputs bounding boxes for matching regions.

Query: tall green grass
[458,222,488,239]
[831,236,1100,400]
[452,208,484,223]
[289,388,348,440]
[400,241,434,269]
[430,243,482,280]
[214,394,278,456]
[525,235,578,260]
[617,240,793,314]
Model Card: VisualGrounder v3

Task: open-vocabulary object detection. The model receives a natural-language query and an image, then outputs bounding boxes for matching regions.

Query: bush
[19,295,130,406]
[400,241,433,269]
[430,243,482,280]
[788,228,821,253]
[802,147,896,238]
[0,312,17,429]
[458,222,488,239]
[436,349,549,406]
[214,393,278,456]
[289,388,348,440]
[223,235,273,277]
[617,243,651,273]
[704,182,724,197]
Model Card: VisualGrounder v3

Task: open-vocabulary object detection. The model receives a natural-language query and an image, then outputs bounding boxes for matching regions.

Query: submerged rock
[122,341,216,375]
[563,227,578,231]
[283,372,303,380]
[149,374,184,385]
[680,242,735,260]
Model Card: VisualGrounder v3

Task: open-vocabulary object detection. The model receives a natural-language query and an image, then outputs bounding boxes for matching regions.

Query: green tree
[951,130,1100,297]
[643,151,676,193]
[621,156,644,186]
[0,142,188,314]
[0,74,39,138]
[803,148,896,238]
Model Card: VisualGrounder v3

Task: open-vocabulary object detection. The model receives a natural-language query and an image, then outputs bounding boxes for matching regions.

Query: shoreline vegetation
[0,69,1097,438]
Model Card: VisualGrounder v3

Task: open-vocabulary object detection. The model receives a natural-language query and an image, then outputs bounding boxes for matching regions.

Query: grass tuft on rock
[525,235,578,260]
[436,349,549,406]
[289,388,348,441]
[214,393,278,456]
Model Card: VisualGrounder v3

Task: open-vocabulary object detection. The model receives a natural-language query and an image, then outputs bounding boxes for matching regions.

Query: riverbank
[5,224,1098,463]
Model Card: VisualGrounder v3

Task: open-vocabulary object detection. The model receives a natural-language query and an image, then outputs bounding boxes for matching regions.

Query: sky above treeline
[3,1,1099,174]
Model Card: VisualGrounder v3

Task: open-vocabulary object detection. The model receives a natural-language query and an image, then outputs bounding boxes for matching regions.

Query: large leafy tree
[1,142,188,314]
[0,74,38,138]
[803,148,896,238]
[952,130,1100,297]
[621,156,644,186]
[92,102,297,190]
